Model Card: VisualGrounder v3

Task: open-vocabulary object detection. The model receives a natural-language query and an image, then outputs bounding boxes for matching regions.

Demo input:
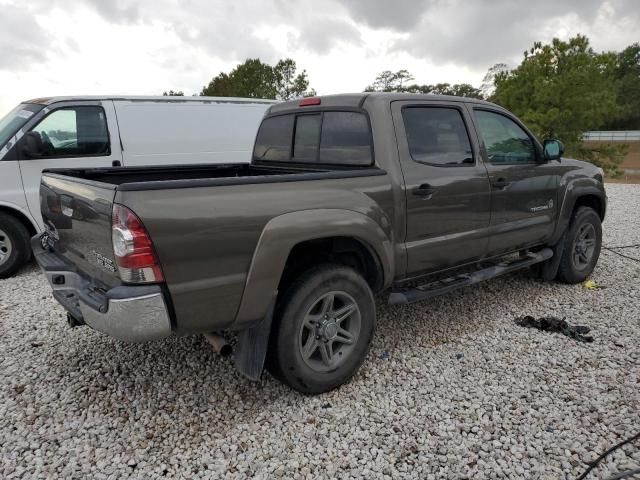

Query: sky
[0,0,638,117]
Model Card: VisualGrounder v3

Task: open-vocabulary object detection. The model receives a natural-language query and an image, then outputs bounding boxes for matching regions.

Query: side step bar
[388,248,553,305]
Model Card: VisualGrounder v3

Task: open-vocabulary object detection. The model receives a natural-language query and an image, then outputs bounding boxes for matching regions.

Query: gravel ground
[1,184,639,480]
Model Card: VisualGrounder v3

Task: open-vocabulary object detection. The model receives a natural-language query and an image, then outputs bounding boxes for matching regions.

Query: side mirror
[543,139,563,161]
[20,131,44,159]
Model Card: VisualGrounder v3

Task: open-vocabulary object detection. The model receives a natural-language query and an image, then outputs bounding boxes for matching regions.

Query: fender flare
[233,208,394,329]
[549,180,606,245]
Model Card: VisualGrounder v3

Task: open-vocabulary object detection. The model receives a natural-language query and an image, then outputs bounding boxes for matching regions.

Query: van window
[26,106,110,158]
[0,104,43,149]
[254,111,373,166]
[402,107,474,166]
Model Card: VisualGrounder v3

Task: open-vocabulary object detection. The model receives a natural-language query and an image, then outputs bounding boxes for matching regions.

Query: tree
[202,59,276,98]
[479,63,509,98]
[365,70,414,92]
[162,90,184,96]
[273,59,315,100]
[602,43,640,130]
[201,58,314,100]
[492,35,624,175]
[364,70,482,98]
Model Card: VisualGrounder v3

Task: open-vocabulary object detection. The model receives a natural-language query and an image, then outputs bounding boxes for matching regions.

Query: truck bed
[44,163,345,190]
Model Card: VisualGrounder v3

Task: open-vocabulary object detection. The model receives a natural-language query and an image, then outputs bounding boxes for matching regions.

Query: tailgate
[40,173,121,288]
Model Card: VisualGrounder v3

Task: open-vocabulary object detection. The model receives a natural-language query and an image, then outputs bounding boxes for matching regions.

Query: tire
[0,213,31,279]
[266,264,376,394]
[556,206,602,284]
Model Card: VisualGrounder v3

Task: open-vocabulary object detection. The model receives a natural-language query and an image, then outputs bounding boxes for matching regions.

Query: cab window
[474,110,536,164]
[402,107,474,166]
[253,111,373,166]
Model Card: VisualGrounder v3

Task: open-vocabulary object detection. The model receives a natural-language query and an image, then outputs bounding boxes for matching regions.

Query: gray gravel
[1,183,639,479]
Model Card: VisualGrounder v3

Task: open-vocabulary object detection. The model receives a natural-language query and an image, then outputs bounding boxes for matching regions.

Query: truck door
[391,100,492,275]
[16,101,122,228]
[467,106,562,254]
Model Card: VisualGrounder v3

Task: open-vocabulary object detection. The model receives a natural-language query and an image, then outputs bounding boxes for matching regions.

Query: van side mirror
[20,131,45,159]
[543,139,563,161]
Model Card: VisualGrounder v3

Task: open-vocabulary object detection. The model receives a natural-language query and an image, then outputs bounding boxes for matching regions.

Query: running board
[388,248,553,305]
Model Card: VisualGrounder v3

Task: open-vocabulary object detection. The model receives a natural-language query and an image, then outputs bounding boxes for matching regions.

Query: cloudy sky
[0,0,638,116]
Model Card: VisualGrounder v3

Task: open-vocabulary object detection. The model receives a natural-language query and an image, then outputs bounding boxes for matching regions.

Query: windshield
[0,103,43,148]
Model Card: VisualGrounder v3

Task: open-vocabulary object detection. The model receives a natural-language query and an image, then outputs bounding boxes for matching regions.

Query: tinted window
[320,112,372,165]
[474,110,536,164]
[402,107,473,166]
[293,114,321,161]
[254,114,294,161]
[253,111,372,166]
[25,106,109,158]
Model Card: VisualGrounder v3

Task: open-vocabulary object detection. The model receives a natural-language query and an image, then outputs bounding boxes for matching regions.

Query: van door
[17,101,122,227]
[391,100,492,275]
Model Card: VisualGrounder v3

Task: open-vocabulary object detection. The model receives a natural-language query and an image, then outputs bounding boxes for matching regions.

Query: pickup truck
[33,93,606,394]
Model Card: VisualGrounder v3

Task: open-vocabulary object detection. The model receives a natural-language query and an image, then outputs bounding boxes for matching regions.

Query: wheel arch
[550,181,606,245]
[0,203,39,237]
[233,209,394,330]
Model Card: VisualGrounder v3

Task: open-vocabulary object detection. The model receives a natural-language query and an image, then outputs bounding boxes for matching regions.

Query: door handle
[112,160,122,167]
[492,178,510,189]
[413,184,435,197]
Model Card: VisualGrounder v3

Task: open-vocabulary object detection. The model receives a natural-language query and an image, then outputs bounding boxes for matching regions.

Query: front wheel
[0,213,31,279]
[556,206,602,284]
[267,264,376,394]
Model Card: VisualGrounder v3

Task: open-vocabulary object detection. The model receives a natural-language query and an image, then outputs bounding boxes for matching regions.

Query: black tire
[0,213,31,279]
[266,264,376,394]
[556,206,602,284]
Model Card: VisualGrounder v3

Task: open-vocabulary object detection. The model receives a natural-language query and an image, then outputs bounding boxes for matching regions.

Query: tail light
[299,97,321,106]
[111,204,164,283]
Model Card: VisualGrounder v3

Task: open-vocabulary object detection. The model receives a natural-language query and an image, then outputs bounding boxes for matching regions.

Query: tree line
[164,58,314,100]
[164,35,639,175]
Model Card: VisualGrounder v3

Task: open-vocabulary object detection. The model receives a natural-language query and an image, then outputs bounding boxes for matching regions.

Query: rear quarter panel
[116,173,395,334]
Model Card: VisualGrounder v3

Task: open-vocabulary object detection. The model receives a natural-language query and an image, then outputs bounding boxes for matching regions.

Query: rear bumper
[32,236,172,342]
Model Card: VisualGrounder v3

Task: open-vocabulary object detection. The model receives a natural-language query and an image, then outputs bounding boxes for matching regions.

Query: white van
[0,95,275,277]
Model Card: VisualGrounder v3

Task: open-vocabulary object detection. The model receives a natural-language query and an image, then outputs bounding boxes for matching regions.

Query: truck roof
[22,95,278,106]
[268,92,500,115]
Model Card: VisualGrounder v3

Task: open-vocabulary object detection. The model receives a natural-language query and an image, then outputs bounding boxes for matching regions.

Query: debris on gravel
[1,184,639,479]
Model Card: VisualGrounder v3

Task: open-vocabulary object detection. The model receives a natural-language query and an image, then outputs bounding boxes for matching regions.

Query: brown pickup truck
[33,93,606,393]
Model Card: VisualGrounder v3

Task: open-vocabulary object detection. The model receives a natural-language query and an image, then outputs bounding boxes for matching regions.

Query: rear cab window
[253,110,373,167]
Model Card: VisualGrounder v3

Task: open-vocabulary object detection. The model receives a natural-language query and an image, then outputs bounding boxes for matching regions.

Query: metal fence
[583,131,640,141]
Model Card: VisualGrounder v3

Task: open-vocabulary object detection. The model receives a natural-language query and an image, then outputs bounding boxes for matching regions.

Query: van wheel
[0,213,31,279]
[267,264,375,394]
[556,206,602,284]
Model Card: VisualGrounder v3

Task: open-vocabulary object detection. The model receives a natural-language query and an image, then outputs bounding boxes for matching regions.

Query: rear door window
[254,111,373,166]
[402,107,474,166]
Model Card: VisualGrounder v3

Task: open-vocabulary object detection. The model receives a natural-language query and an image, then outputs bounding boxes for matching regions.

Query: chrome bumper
[32,236,172,342]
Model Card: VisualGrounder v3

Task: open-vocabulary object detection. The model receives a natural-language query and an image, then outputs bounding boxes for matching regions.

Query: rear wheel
[0,213,31,279]
[556,206,602,284]
[267,264,375,394]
